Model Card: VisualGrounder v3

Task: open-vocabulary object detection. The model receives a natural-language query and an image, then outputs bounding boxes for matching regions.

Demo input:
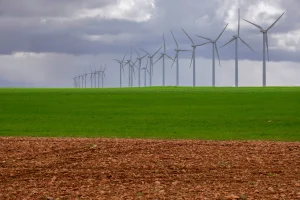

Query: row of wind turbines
[73,66,106,88]
[74,9,285,88]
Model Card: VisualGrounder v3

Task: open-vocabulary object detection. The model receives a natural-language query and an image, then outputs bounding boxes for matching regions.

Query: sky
[0,0,299,88]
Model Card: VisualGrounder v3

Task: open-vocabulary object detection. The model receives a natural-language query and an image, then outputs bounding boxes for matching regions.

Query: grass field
[0,87,299,141]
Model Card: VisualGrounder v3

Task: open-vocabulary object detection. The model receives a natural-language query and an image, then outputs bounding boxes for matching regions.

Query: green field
[0,87,299,141]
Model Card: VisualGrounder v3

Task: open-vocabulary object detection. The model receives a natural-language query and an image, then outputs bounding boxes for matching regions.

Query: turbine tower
[244,12,285,87]
[170,30,191,87]
[154,34,174,86]
[221,9,255,87]
[141,46,162,87]
[113,52,127,88]
[182,29,210,87]
[196,24,228,87]
[133,48,147,87]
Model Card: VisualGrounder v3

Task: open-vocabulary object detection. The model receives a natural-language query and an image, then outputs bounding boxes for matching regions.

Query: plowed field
[0,137,299,199]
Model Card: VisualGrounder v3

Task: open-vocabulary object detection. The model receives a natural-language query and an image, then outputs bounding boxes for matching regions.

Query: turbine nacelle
[260,29,267,33]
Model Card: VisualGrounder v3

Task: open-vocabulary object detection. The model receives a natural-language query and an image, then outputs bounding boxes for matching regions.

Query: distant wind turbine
[221,9,255,87]
[113,52,127,88]
[100,65,106,88]
[170,30,191,86]
[154,34,174,86]
[244,12,285,87]
[182,28,210,87]
[141,58,150,87]
[133,47,147,87]
[196,24,228,87]
[141,46,162,87]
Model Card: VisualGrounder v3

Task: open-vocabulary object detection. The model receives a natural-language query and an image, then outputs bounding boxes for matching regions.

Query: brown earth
[0,137,299,200]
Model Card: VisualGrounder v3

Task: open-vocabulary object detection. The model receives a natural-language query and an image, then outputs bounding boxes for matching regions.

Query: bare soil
[0,137,299,200]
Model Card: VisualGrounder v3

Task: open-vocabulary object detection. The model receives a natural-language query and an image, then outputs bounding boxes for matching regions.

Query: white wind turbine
[113,52,127,88]
[182,29,210,87]
[195,24,228,87]
[170,30,191,86]
[73,77,77,88]
[77,75,81,88]
[133,47,147,87]
[140,46,162,87]
[100,65,106,88]
[81,74,85,88]
[153,34,174,87]
[124,47,138,87]
[244,12,285,87]
[221,9,255,87]
[141,58,150,87]
[89,66,95,88]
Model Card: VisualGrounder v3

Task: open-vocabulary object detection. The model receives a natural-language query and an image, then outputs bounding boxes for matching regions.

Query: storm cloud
[0,0,299,87]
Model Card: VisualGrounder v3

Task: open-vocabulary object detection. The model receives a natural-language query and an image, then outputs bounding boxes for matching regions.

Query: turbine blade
[133,47,140,58]
[195,35,211,42]
[163,33,166,53]
[122,52,127,63]
[238,8,240,36]
[165,54,174,61]
[267,12,285,31]
[216,24,228,41]
[140,48,150,55]
[239,37,256,53]
[170,30,179,48]
[132,66,136,79]
[121,65,125,74]
[171,53,178,68]
[243,19,263,30]
[266,33,270,61]
[146,58,149,69]
[141,54,147,59]
[195,41,210,47]
[154,54,163,64]
[130,46,132,60]
[215,43,221,67]
[113,59,120,62]
[189,51,194,68]
[181,28,194,44]
[152,46,162,57]
[220,37,236,48]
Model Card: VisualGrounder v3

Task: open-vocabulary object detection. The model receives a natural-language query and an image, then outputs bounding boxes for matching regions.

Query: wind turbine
[221,9,255,87]
[154,34,174,86]
[100,65,106,88]
[182,29,210,87]
[124,47,137,87]
[244,12,285,87]
[140,46,162,87]
[84,73,87,88]
[195,24,228,87]
[81,74,85,88]
[73,77,77,88]
[133,47,147,87]
[141,58,150,87]
[97,66,102,88]
[90,67,94,88]
[170,30,191,86]
[113,52,127,88]
[77,75,81,88]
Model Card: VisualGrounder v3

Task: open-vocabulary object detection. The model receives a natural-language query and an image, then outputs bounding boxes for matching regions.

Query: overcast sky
[0,0,299,88]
